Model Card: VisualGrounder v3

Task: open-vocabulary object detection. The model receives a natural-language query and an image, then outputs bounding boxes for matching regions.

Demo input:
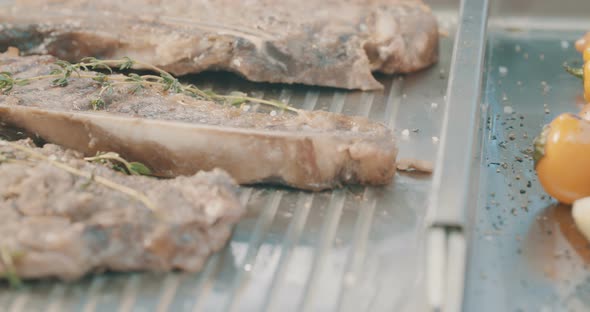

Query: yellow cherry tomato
[535,113,590,204]
[576,33,590,53]
[584,46,590,62]
[579,102,590,120]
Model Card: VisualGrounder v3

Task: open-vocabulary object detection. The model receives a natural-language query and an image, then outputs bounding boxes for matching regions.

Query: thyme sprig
[0,139,158,213]
[0,57,298,113]
[85,152,152,176]
[564,63,584,79]
[0,247,23,288]
[0,141,158,287]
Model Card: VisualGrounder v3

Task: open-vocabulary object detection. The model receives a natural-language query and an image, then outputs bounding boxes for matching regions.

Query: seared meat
[0,0,438,90]
[0,55,398,190]
[0,139,244,281]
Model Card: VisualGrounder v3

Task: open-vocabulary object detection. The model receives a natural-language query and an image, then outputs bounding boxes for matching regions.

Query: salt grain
[561,40,570,49]
[541,81,551,94]
[401,129,410,137]
[498,66,508,76]
[344,273,356,287]
[503,106,514,114]
[270,110,277,116]
[431,102,438,109]
[432,136,439,144]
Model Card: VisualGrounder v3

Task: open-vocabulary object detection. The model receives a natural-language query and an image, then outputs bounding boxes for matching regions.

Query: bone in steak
[0,55,398,190]
[0,139,244,281]
[0,0,438,90]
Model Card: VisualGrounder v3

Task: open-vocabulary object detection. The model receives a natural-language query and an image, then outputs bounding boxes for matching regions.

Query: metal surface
[425,0,488,310]
[428,0,488,227]
[0,2,460,311]
[464,0,590,311]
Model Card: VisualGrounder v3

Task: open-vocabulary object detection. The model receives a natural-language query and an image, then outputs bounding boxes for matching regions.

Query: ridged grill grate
[0,7,457,312]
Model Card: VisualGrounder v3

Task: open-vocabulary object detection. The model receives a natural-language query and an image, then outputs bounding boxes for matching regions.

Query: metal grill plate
[0,1,459,311]
[464,0,590,311]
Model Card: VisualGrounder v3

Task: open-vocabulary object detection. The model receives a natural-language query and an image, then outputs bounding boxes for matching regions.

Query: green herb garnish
[0,247,23,288]
[85,152,152,176]
[564,63,584,79]
[0,57,298,113]
[0,140,158,213]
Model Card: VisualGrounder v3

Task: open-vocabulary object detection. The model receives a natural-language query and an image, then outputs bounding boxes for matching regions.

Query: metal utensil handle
[427,0,489,227]
[426,0,489,311]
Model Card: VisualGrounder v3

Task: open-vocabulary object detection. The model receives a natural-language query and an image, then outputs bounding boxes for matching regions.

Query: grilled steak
[0,55,398,190]
[0,139,244,281]
[0,0,438,90]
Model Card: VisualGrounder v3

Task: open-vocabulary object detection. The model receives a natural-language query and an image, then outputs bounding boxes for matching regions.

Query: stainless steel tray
[0,1,460,311]
[464,0,590,311]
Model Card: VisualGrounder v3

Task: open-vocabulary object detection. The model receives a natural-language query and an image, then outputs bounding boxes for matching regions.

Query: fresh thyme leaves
[0,72,14,92]
[90,98,106,110]
[0,247,23,288]
[0,57,299,113]
[564,63,584,79]
[128,162,152,176]
[118,56,135,71]
[80,57,114,73]
[0,71,28,93]
[85,152,152,176]
[0,140,158,213]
